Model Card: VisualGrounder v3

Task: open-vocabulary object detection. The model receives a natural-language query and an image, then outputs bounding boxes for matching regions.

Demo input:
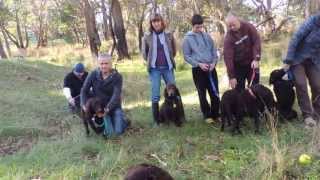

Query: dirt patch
[0,126,59,157]
[38,116,74,139]
[0,135,35,156]
[125,126,145,137]
[16,73,41,82]
[81,145,101,162]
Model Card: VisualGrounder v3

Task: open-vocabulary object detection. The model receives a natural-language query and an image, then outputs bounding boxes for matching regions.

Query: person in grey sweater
[182,14,220,123]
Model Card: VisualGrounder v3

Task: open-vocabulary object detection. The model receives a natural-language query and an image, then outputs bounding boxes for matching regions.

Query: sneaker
[151,122,160,128]
[304,117,316,128]
[205,118,215,124]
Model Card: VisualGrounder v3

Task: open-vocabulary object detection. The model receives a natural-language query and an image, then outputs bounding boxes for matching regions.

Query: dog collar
[91,117,104,127]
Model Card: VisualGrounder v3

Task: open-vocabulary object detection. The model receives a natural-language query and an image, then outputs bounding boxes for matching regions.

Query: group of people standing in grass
[62,12,320,137]
[142,13,262,125]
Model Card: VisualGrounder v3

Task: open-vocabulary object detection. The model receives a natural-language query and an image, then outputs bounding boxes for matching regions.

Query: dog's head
[269,69,286,85]
[251,84,277,113]
[124,163,173,180]
[164,84,180,100]
[85,97,105,118]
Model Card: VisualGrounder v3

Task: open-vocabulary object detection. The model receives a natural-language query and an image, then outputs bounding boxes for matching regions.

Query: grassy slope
[0,49,319,179]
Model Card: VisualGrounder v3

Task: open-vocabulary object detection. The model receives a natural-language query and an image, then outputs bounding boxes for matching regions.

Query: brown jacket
[223,21,261,79]
[141,31,176,71]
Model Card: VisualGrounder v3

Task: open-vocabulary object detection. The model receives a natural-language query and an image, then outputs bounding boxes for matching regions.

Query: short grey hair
[97,53,112,61]
[225,11,238,21]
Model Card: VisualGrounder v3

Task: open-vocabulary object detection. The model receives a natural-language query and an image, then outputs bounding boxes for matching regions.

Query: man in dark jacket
[224,13,261,90]
[283,13,320,127]
[81,53,128,136]
[63,63,88,113]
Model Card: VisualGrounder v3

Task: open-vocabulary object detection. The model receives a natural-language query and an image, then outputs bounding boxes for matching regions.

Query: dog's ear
[269,71,276,85]
[164,86,169,98]
[84,99,94,119]
[175,86,181,97]
[269,75,273,85]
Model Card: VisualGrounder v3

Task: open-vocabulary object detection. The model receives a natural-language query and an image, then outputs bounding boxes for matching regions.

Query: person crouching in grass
[81,53,128,137]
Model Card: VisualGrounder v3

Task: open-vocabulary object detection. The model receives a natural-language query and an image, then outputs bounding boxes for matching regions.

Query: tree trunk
[36,20,48,48]
[36,0,48,48]
[24,25,29,48]
[138,21,144,52]
[152,0,157,13]
[15,12,25,48]
[101,0,110,40]
[37,20,44,48]
[1,29,11,57]
[267,0,272,10]
[138,1,147,52]
[305,0,320,17]
[108,9,116,56]
[192,0,200,14]
[0,37,7,59]
[3,12,28,49]
[72,25,81,44]
[82,0,101,57]
[110,0,130,60]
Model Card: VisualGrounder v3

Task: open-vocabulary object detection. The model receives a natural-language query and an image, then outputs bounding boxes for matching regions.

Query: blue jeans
[104,108,128,137]
[149,66,175,103]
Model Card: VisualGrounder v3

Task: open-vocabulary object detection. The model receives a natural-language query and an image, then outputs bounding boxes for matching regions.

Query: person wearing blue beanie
[63,63,88,113]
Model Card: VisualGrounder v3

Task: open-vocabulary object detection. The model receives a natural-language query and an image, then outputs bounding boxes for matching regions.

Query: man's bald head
[225,12,241,32]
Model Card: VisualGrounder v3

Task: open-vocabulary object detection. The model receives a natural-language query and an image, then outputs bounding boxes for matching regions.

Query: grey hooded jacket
[182,31,218,67]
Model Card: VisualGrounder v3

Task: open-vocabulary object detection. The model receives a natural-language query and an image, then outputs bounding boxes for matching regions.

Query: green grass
[0,43,320,179]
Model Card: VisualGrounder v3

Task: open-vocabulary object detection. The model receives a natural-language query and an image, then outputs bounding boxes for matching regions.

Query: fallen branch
[256,15,276,28]
[151,153,168,167]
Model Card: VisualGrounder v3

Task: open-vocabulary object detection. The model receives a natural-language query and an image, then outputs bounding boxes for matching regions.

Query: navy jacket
[81,69,122,111]
[285,13,320,70]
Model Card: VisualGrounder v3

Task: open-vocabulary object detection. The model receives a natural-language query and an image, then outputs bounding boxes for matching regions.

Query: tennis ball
[299,154,312,165]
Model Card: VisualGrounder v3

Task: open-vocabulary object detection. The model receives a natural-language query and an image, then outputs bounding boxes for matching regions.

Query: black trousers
[235,64,259,91]
[192,67,220,119]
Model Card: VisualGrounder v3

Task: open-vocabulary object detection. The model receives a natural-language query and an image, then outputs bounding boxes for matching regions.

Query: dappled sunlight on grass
[47,90,64,98]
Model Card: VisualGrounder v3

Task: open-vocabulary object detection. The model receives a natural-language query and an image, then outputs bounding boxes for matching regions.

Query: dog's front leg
[254,115,261,134]
[174,115,182,127]
[89,121,101,134]
[221,116,226,132]
[83,118,90,136]
[232,116,242,135]
[178,101,186,122]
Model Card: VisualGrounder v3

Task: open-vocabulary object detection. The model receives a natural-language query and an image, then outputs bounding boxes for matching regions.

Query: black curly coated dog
[159,84,186,127]
[124,163,173,180]
[221,84,276,134]
[81,97,105,135]
[269,68,297,121]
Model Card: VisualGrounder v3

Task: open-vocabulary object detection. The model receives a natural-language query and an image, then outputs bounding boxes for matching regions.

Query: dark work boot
[152,102,160,126]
